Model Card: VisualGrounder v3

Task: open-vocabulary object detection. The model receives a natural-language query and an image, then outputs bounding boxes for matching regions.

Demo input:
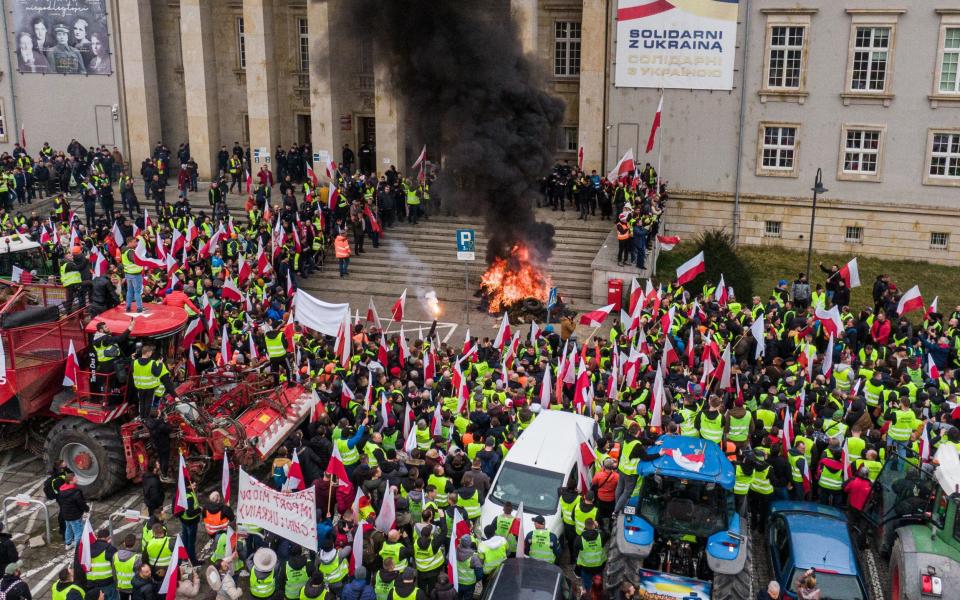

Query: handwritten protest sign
[236,468,317,550]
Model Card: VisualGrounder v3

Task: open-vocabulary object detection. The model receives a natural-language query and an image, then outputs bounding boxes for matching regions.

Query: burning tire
[44,418,125,499]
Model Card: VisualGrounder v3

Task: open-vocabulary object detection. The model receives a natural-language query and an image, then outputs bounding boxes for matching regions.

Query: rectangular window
[764,221,782,238]
[558,127,578,152]
[931,232,950,249]
[762,126,797,171]
[297,17,309,73]
[241,113,250,145]
[554,21,581,77]
[843,129,881,174]
[767,26,804,88]
[236,17,246,70]
[929,132,960,179]
[851,26,889,91]
[940,27,960,93]
[845,226,863,244]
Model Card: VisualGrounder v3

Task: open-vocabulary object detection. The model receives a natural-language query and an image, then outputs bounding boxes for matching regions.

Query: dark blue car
[767,501,869,600]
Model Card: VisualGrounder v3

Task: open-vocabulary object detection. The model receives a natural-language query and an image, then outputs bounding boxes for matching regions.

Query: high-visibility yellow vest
[413,540,445,571]
[819,465,843,490]
[479,542,506,575]
[456,555,478,584]
[700,414,723,443]
[284,563,309,599]
[559,495,577,526]
[788,453,804,483]
[529,529,556,563]
[250,570,276,598]
[750,466,774,495]
[317,555,348,584]
[618,439,642,474]
[145,536,172,568]
[576,534,606,567]
[264,331,286,358]
[734,465,752,495]
[51,583,85,600]
[87,549,113,581]
[132,358,160,390]
[727,413,751,442]
[336,437,359,466]
[573,500,598,535]
[113,553,137,590]
[60,262,81,287]
[378,542,408,571]
[888,409,916,441]
[374,570,396,600]
[457,489,481,519]
[122,249,143,275]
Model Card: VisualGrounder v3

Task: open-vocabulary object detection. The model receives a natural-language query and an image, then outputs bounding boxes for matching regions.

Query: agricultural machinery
[0,279,314,498]
[604,435,752,600]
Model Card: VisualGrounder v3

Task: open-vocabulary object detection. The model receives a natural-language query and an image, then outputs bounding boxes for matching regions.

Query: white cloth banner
[293,291,350,337]
[236,469,317,550]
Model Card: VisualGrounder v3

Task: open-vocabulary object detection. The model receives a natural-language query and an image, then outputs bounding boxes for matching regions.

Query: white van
[480,410,597,540]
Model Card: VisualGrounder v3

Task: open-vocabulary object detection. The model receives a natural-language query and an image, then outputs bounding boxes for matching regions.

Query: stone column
[243,0,280,169]
[374,44,404,174]
[180,0,220,180]
[511,0,539,57]
[308,0,337,172]
[578,0,607,173]
[117,0,161,166]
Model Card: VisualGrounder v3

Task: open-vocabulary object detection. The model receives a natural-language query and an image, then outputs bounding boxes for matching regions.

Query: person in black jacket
[81,529,117,599]
[57,472,89,549]
[141,461,164,515]
[129,564,157,600]
[89,272,121,317]
[143,413,172,479]
[0,561,31,600]
[0,524,19,579]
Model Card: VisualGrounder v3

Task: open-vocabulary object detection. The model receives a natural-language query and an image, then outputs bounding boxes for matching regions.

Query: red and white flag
[928,355,941,381]
[391,289,407,322]
[897,285,924,316]
[221,277,243,302]
[574,427,594,493]
[781,406,794,450]
[676,251,705,286]
[577,146,584,170]
[245,169,252,195]
[447,509,471,591]
[493,313,512,351]
[325,444,353,497]
[349,521,366,576]
[657,235,680,251]
[77,517,96,572]
[11,265,32,283]
[340,382,356,409]
[815,305,843,339]
[645,94,663,153]
[306,162,319,187]
[606,148,636,182]
[286,449,305,491]
[173,454,190,514]
[920,424,931,461]
[663,448,706,472]
[219,325,232,366]
[325,156,338,179]
[579,303,615,327]
[375,483,396,533]
[539,367,552,410]
[411,145,427,171]
[822,335,835,377]
[715,274,728,307]
[63,340,79,386]
[839,258,861,289]
[158,534,189,600]
[366,297,383,330]
[513,502,526,558]
[650,364,666,428]
[926,296,940,318]
[221,452,231,505]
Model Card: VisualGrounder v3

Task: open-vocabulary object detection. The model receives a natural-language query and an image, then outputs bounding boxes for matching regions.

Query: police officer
[131,345,178,419]
[524,515,561,564]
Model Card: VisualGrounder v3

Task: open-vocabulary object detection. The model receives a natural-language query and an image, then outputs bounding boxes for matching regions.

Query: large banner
[236,469,317,550]
[12,0,112,75]
[615,0,739,90]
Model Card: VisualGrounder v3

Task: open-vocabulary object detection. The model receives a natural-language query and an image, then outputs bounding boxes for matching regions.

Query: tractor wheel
[712,530,753,600]
[889,537,905,600]
[44,418,125,499]
[602,527,643,594]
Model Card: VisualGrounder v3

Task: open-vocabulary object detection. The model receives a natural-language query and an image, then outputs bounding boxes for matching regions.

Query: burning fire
[480,243,552,313]
[425,291,441,319]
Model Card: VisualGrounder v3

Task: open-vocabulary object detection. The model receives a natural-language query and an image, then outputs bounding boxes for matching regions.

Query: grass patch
[654,241,960,310]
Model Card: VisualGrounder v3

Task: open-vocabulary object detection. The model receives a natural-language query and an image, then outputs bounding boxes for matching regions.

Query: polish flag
[183,318,203,348]
[411,145,427,171]
[574,427,595,492]
[657,235,680,251]
[839,258,861,289]
[662,335,679,367]
[513,502,526,558]
[377,335,389,366]
[134,239,165,269]
[325,157,339,179]
[717,344,732,391]
[579,303,615,327]
[245,170,252,195]
[391,289,407,322]
[920,424,931,462]
[715,274,728,307]
[328,183,340,211]
[573,358,593,411]
[256,238,269,275]
[529,321,541,345]
[310,389,324,424]
[675,251,705,286]
[645,94,663,153]
[606,148,636,182]
[424,348,437,382]
[801,459,812,494]
[219,325,232,366]
[897,285,924,316]
[650,364,666,428]
[781,406,794,451]
[335,315,352,368]
[928,355,941,381]
[286,449,305,491]
[248,331,259,361]
[111,221,125,247]
[173,454,190,515]
[11,265,31,283]
[751,314,766,360]
[926,296,940,318]
[822,335,835,377]
[493,313,511,351]
[660,305,675,336]
[221,452,231,505]
[237,255,251,287]
[349,520,366,576]
[815,305,843,339]
[539,367,552,410]
[63,340,79,386]
[325,444,352,495]
[221,277,243,302]
[366,297,383,330]
[662,449,706,473]
[77,517,96,572]
[306,162,319,187]
[687,327,696,368]
[628,278,644,314]
[447,510,470,591]
[606,362,619,402]
[375,483,396,533]
[158,535,189,600]
[340,382,355,409]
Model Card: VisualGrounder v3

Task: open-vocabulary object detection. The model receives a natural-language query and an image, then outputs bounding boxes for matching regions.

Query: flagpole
[656,89,664,186]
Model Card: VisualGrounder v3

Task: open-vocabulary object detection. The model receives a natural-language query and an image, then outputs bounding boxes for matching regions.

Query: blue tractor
[604,435,753,599]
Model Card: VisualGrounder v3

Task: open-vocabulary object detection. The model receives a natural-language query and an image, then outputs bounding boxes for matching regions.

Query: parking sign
[456,229,475,261]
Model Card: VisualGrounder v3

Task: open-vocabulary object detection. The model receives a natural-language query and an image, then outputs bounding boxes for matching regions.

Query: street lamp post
[805,167,828,280]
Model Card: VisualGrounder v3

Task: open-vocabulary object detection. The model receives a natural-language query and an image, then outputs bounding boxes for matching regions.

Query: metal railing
[2,493,51,545]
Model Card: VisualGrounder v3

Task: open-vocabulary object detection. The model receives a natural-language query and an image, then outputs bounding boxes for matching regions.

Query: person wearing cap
[52,566,89,600]
[525,515,560,565]
[247,547,278,599]
[387,567,424,600]
[0,560,28,600]
[574,518,606,596]
[46,22,85,74]
[0,523,17,585]
[84,527,118,600]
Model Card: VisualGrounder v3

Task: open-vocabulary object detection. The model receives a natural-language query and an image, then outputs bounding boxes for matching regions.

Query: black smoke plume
[333,1,565,264]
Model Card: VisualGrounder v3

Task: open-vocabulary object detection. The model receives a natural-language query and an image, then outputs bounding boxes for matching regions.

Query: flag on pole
[675,251,705,285]
[579,303,615,327]
[63,340,79,386]
[349,521,365,576]
[926,296,940,318]
[411,145,427,171]
[77,517,96,572]
[325,444,353,497]
[493,313,511,351]
[221,452,231,505]
[375,484,396,533]
[173,454,190,514]
[645,93,663,153]
[391,289,407,322]
[577,146,584,170]
[656,235,680,251]
[513,502,527,558]
[751,314,765,360]
[158,535,189,599]
[606,148,636,182]
[286,449,305,491]
[839,258,861,289]
[815,305,843,339]
[897,285,924,316]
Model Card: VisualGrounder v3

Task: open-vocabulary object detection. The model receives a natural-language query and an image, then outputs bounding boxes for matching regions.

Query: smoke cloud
[332,1,565,264]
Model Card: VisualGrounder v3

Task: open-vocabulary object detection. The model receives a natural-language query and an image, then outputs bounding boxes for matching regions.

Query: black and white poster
[12,0,112,76]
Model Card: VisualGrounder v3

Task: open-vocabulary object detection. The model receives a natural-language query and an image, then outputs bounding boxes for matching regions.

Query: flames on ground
[480,242,552,313]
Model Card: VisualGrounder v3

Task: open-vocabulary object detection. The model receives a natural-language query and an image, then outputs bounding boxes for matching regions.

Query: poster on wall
[12,0,112,76]
[615,0,739,90]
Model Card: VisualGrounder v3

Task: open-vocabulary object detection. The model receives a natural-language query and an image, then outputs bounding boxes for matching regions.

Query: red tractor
[0,280,313,498]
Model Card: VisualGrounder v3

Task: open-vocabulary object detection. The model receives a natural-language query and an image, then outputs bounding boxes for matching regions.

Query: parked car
[481,557,574,600]
[767,501,869,600]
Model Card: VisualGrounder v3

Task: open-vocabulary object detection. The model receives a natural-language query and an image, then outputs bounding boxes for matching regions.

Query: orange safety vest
[334,236,351,259]
[203,510,229,536]
[616,223,631,241]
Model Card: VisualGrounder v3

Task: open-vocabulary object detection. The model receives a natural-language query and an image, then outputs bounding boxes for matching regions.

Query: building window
[929,131,960,179]
[558,127,578,152]
[931,232,950,249]
[940,27,960,93]
[764,221,782,238]
[554,21,581,77]
[845,226,863,244]
[241,113,250,145]
[843,129,880,174]
[297,17,309,73]
[851,27,889,91]
[767,26,804,88]
[236,17,246,70]
[359,38,374,75]
[758,124,799,176]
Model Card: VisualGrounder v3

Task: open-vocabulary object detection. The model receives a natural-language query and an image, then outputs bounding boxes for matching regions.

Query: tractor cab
[0,234,55,280]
